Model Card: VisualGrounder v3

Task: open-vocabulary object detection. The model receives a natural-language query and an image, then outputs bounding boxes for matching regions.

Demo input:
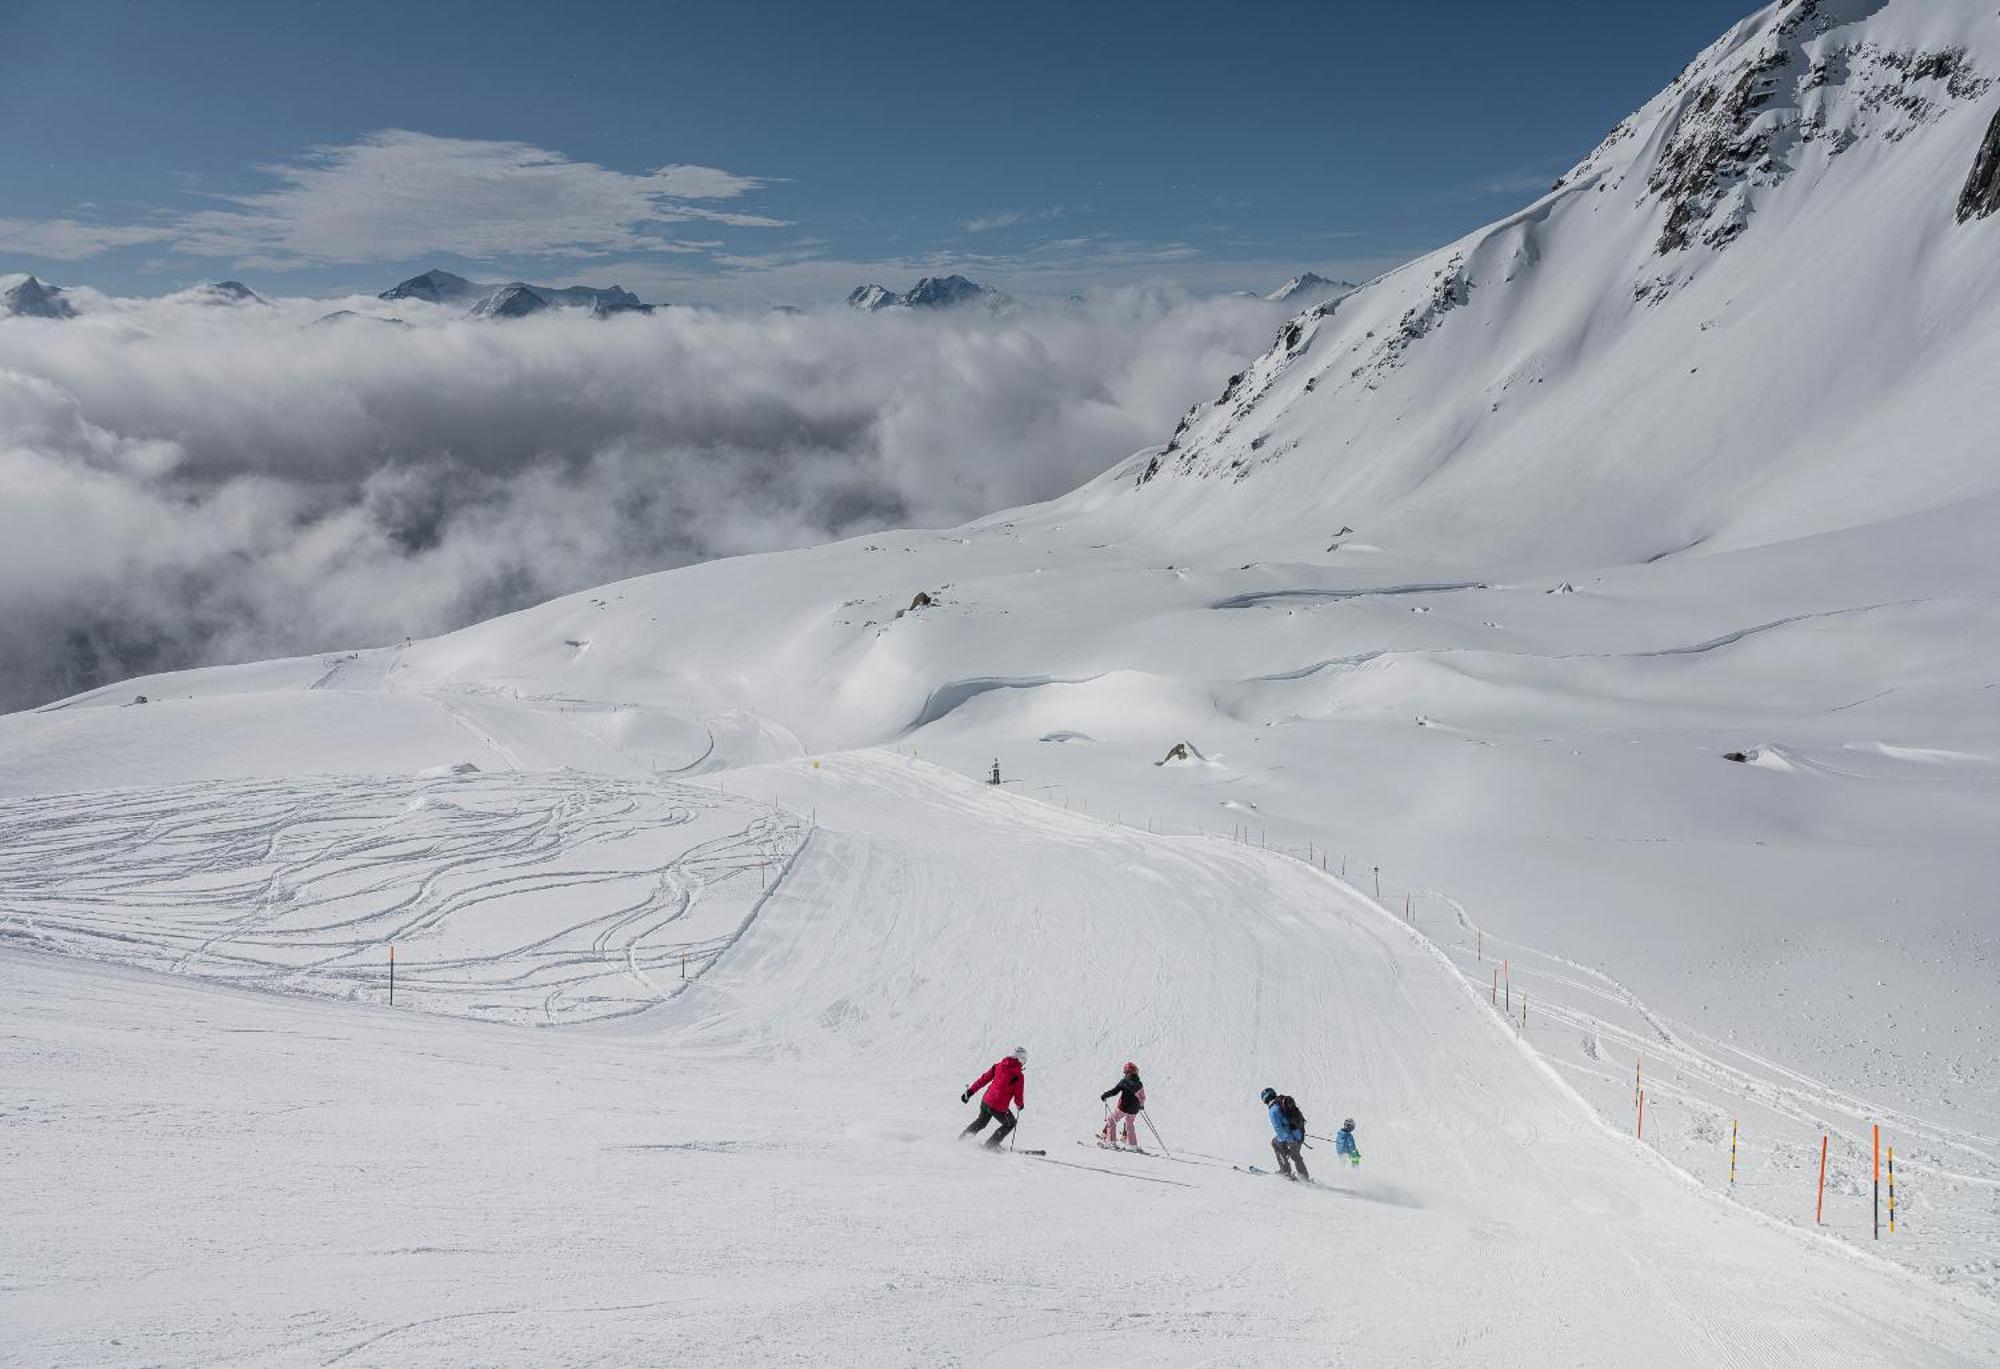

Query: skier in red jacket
[959,1046,1027,1148]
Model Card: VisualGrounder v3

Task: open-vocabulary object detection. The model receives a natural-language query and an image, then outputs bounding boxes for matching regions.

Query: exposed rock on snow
[1958,104,2000,220]
[1643,5,1991,254]
[3,275,75,319]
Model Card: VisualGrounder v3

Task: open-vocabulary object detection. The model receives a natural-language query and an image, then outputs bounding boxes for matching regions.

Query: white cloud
[0,288,1294,710]
[3,131,786,267]
[0,218,174,260]
[962,211,1026,233]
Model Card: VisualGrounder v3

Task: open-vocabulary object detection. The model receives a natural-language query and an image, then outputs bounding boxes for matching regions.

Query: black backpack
[1275,1094,1306,1134]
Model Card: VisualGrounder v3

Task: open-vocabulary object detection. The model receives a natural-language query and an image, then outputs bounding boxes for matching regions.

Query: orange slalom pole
[1816,1133,1830,1224]
[1637,1090,1645,1140]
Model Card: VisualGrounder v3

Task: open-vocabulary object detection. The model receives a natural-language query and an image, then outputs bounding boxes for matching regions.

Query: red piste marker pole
[389,944,395,1006]
[1816,1134,1830,1224]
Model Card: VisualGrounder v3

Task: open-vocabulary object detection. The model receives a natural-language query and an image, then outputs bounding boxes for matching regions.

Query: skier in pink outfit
[1099,1061,1145,1147]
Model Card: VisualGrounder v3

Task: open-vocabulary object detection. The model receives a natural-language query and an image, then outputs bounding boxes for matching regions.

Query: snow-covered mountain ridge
[7,0,2000,1341]
[1137,0,2000,571]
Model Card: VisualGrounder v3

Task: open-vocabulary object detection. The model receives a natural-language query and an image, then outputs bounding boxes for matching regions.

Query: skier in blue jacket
[1260,1086,1310,1181]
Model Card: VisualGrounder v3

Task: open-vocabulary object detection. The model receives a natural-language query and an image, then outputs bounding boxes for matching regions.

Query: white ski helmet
[1010,1046,1028,1063]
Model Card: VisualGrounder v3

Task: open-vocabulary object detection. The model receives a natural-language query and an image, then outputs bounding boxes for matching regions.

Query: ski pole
[1141,1109,1173,1158]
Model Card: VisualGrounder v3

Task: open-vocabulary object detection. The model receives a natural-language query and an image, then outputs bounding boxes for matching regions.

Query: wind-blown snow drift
[0,287,1286,710]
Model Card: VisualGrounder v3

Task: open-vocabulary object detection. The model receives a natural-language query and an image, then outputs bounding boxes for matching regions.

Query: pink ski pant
[1102,1111,1138,1145]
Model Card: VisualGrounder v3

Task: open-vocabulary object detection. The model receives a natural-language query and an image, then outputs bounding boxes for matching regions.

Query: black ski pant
[1273,1137,1310,1180]
[962,1103,1018,1147]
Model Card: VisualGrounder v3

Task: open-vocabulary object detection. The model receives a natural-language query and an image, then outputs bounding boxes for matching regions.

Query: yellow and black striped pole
[1729,1118,1738,1189]
[1888,1146,1896,1233]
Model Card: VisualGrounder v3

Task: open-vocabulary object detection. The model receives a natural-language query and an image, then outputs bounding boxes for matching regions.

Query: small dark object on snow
[1723,751,1750,763]
[909,591,933,611]
[1156,741,1204,766]
[130,694,148,705]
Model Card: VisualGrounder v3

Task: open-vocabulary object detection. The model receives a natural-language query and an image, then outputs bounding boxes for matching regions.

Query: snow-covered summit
[1135,0,2000,572]
[1265,271,1354,304]
[468,282,550,320]
[379,268,481,305]
[2,275,76,319]
[845,274,1009,310]
[845,283,899,311]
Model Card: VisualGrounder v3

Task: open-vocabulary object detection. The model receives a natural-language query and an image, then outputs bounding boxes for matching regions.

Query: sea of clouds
[0,285,1287,710]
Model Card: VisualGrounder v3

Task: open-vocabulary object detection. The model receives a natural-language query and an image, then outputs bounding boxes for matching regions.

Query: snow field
[0,771,806,1024]
[5,751,1998,1366]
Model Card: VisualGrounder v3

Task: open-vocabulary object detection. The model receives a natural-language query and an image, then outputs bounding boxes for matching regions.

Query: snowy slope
[7,0,2000,1355]
[7,754,1999,1365]
[1133,0,2000,570]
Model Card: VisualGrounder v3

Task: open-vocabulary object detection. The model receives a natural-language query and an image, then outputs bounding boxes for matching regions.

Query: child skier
[1260,1086,1310,1181]
[1099,1061,1145,1147]
[1336,1118,1362,1166]
[960,1047,1027,1149]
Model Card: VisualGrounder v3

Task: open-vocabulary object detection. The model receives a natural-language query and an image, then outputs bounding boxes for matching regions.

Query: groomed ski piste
[6,752,1998,1366]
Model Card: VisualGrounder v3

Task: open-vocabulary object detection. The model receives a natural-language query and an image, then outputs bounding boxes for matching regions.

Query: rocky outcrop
[1957,105,2000,221]
[1646,5,1990,256]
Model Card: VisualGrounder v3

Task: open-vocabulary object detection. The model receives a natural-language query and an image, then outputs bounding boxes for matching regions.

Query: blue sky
[1,0,1759,304]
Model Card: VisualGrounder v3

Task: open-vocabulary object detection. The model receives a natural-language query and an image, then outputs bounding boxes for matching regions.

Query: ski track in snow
[0,771,807,1026]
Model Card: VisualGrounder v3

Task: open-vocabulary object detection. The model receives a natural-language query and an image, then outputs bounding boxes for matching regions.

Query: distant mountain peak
[469,283,550,320]
[379,268,654,319]
[196,280,263,305]
[1265,272,1355,304]
[846,284,899,312]
[846,274,1008,311]
[4,275,76,319]
[380,269,480,305]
